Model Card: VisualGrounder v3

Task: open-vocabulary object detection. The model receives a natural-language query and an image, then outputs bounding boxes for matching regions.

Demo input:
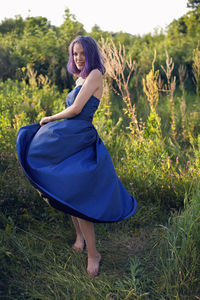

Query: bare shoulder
[76,69,103,101]
[90,69,102,77]
[87,69,103,83]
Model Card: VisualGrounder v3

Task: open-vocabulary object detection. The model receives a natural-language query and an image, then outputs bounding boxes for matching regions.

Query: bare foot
[87,253,101,277]
[72,235,85,252]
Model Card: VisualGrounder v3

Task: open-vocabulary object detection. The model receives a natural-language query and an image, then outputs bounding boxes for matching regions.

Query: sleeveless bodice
[66,85,100,122]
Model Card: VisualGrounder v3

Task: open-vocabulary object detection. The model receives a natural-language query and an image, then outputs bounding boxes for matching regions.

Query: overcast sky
[0,0,190,35]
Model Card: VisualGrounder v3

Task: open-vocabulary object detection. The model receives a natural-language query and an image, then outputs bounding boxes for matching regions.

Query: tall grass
[153,187,200,299]
[100,39,200,213]
[192,42,200,97]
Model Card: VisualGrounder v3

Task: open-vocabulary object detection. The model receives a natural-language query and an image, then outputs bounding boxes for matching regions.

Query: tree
[60,9,85,44]
[25,16,52,35]
[0,16,25,35]
[90,24,112,41]
[187,0,200,9]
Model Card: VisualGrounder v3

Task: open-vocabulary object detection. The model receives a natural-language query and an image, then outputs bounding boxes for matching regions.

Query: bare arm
[40,69,102,126]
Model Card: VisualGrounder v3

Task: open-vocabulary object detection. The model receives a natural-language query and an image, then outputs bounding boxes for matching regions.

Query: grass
[1,44,200,299]
[0,158,160,299]
[153,187,200,299]
[1,207,152,300]
[1,176,199,299]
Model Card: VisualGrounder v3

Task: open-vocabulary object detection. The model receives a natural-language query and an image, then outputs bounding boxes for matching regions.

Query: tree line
[0,2,199,93]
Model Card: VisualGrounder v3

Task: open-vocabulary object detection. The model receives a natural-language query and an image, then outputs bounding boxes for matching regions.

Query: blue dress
[16,85,137,223]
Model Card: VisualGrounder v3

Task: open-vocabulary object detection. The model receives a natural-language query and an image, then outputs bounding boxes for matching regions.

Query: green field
[0,5,200,299]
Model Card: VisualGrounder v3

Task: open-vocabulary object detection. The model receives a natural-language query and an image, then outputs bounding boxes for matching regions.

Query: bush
[0,69,66,153]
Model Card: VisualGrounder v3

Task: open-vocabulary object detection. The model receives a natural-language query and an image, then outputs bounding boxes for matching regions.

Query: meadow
[0,9,200,299]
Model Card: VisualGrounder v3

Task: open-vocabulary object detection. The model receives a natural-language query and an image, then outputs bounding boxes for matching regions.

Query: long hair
[67,36,105,78]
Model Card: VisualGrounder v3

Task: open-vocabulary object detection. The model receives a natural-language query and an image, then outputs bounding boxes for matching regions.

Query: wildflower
[173,185,176,191]
[186,161,190,170]
[167,156,171,169]
[118,175,121,179]
[190,168,193,173]
[129,182,133,186]
[176,156,179,164]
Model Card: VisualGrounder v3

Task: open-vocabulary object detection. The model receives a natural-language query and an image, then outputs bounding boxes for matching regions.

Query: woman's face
[73,42,85,71]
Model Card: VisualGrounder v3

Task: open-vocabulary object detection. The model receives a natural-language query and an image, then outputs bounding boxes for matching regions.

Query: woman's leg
[77,218,101,277]
[71,216,85,252]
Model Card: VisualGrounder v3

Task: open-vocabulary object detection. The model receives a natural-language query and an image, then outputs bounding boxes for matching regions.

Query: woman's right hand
[40,116,53,126]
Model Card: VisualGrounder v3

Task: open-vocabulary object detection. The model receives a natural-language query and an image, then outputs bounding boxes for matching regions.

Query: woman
[16,36,137,277]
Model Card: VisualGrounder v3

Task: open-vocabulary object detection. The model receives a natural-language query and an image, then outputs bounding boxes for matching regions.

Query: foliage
[0,15,25,35]
[98,41,200,213]
[192,41,200,95]
[0,10,85,90]
[187,0,200,9]
[0,6,200,94]
[100,38,140,136]
[0,67,66,153]
[0,6,200,299]
[154,187,200,299]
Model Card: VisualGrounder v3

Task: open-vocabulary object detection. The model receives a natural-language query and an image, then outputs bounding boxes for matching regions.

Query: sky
[0,0,190,36]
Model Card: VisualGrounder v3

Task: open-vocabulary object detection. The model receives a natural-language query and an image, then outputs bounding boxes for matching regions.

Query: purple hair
[67,36,105,78]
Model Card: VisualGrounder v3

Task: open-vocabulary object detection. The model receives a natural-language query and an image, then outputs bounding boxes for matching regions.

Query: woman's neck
[76,77,85,86]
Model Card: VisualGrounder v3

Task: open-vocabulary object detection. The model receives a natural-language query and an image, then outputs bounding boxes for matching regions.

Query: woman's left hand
[40,116,53,126]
